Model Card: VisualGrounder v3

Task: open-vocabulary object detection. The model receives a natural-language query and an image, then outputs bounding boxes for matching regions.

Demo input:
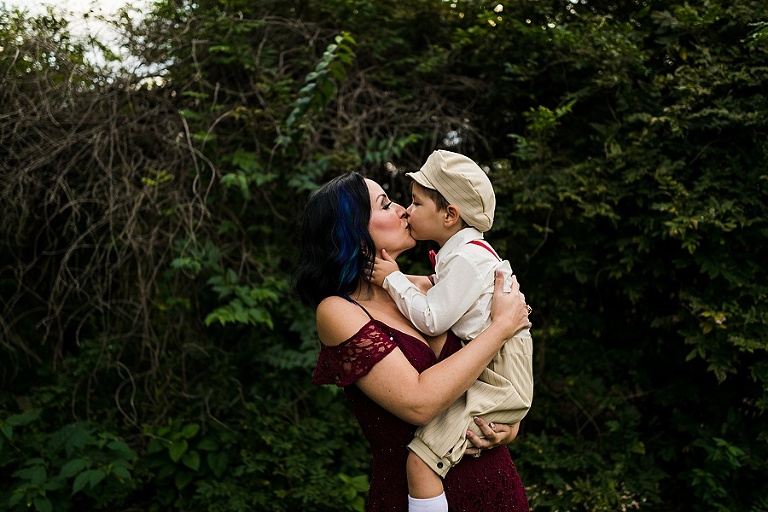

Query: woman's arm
[320,273,530,426]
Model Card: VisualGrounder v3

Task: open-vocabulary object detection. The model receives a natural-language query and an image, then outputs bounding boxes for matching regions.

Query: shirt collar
[438,227,484,258]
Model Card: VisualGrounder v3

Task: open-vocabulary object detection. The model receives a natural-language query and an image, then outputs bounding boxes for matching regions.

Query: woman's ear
[444,205,462,228]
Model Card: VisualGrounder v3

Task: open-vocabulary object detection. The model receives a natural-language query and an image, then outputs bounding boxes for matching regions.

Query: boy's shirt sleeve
[382,254,485,336]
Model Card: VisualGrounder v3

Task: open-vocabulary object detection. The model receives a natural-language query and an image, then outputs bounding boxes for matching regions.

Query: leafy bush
[1,410,137,512]
[1,1,766,511]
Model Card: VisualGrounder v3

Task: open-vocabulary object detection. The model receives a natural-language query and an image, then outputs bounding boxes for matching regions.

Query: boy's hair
[412,181,449,210]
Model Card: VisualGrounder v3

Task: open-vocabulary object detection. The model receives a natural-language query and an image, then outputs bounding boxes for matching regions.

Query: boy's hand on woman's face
[370,249,399,287]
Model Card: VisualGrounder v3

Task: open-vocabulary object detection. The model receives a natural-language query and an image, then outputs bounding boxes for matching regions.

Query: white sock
[408,492,448,512]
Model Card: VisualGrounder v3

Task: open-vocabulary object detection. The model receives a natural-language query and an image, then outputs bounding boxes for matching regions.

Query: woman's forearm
[407,275,530,423]
[356,321,514,426]
[408,321,513,424]
[357,273,530,426]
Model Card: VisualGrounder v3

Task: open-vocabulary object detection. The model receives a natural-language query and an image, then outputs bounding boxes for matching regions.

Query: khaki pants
[408,333,533,477]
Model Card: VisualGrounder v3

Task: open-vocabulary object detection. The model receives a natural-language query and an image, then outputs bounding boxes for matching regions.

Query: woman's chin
[383,243,415,258]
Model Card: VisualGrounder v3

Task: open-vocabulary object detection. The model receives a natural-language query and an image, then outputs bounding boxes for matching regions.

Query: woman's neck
[349,279,391,304]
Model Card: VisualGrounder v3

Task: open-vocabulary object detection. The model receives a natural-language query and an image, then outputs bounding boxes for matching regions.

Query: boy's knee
[407,450,431,475]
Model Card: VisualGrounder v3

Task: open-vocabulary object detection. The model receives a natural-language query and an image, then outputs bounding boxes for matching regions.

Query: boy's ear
[443,205,462,228]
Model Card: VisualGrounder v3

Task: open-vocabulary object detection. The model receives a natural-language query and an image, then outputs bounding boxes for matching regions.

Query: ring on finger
[488,422,496,431]
[472,450,482,458]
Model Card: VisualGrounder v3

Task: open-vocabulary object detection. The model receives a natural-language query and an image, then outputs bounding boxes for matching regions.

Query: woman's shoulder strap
[344,297,374,320]
[316,296,373,347]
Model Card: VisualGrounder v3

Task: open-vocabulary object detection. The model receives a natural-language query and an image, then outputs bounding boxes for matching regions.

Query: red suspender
[467,240,501,261]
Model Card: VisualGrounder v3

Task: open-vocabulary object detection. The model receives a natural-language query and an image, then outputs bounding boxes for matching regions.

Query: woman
[295,172,531,511]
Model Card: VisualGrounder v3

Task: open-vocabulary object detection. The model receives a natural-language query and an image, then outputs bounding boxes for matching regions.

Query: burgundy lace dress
[312,319,529,512]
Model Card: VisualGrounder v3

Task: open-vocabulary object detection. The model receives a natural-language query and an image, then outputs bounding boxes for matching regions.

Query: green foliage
[2,0,767,511]
[200,396,368,512]
[363,134,422,165]
[140,419,232,510]
[0,410,137,512]
[204,269,282,328]
[338,473,369,512]
[131,377,370,512]
[485,1,768,510]
[283,32,357,138]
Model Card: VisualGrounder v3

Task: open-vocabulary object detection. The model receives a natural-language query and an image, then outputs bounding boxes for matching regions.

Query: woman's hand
[464,417,520,456]
[489,272,532,338]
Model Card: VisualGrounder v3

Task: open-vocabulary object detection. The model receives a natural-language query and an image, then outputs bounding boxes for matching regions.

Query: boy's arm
[384,254,486,336]
[370,250,434,293]
[405,274,434,294]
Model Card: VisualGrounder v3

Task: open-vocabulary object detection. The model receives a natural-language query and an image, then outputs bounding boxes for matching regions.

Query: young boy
[371,150,534,512]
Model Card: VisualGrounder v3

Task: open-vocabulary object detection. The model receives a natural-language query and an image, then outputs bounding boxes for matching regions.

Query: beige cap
[406,150,496,232]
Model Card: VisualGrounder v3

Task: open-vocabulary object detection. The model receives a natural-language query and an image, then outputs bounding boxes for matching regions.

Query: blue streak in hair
[334,190,362,294]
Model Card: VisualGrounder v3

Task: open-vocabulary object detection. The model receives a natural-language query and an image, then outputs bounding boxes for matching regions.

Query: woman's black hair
[294,172,376,306]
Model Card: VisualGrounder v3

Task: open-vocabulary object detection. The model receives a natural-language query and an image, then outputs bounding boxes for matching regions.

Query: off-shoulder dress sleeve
[312,321,398,387]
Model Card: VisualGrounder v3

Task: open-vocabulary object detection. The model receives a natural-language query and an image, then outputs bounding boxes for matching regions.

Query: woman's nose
[395,203,409,217]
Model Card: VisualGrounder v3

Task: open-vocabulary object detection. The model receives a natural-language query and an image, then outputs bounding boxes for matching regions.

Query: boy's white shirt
[383,227,523,341]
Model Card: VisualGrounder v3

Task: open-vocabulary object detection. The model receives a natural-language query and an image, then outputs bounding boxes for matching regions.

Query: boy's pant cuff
[407,436,453,478]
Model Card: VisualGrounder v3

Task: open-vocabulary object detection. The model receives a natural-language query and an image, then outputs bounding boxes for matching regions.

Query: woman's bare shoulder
[316,296,371,347]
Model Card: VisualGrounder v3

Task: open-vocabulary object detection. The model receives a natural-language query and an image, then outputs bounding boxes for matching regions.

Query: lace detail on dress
[312,321,398,387]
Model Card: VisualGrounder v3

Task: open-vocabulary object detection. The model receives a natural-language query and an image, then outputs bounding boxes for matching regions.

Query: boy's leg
[407,451,447,512]
[407,450,444,498]
[409,334,534,472]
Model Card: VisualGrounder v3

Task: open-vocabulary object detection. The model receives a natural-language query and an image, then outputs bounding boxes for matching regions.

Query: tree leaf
[168,439,188,463]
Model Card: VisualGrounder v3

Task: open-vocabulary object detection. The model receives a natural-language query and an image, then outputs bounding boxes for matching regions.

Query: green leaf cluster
[1,410,137,512]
